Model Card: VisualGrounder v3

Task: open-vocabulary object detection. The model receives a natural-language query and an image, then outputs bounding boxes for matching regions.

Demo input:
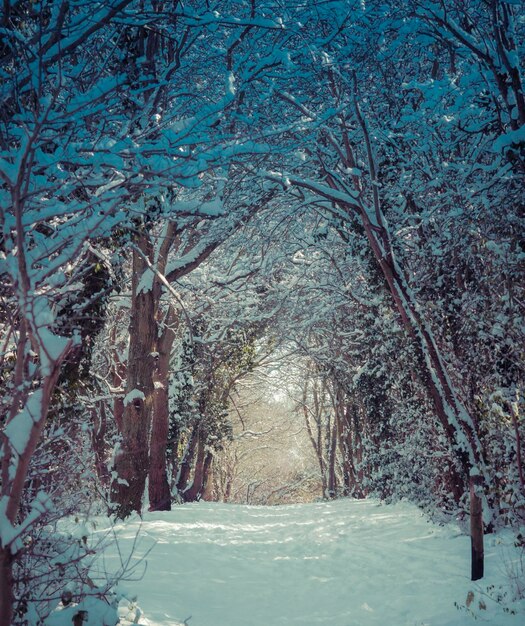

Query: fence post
[470,473,484,581]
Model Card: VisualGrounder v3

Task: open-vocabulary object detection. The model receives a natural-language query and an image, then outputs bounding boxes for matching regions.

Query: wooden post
[470,474,484,581]
[73,611,88,626]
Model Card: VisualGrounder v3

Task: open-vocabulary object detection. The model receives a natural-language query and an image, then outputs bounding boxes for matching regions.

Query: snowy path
[107,499,523,626]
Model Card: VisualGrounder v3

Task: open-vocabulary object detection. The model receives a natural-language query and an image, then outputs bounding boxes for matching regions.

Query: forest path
[109,499,520,626]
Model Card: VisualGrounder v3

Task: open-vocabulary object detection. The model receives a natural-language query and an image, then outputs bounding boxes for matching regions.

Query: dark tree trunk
[338,402,357,496]
[184,433,208,502]
[202,452,213,496]
[327,415,338,498]
[509,401,525,495]
[148,386,172,510]
[202,456,215,500]
[148,308,177,511]
[0,547,14,626]
[353,406,365,497]
[304,403,326,497]
[111,237,156,518]
[177,425,199,495]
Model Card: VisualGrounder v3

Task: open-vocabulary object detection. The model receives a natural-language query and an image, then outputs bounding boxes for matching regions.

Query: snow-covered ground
[104,499,524,626]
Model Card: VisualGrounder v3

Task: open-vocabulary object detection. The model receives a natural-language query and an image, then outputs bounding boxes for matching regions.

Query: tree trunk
[184,433,208,502]
[352,406,366,497]
[508,400,525,495]
[111,221,182,517]
[200,451,214,500]
[303,402,327,497]
[148,377,172,510]
[176,425,199,495]
[0,547,13,626]
[111,237,156,518]
[327,414,338,498]
[0,336,70,624]
[337,402,357,496]
[148,307,177,511]
[202,457,215,500]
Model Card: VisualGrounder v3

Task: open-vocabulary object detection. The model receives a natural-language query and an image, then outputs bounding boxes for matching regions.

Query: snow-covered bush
[12,516,116,625]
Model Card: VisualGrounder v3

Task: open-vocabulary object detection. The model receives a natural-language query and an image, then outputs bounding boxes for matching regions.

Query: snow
[46,599,117,626]
[137,268,156,295]
[227,72,236,95]
[3,389,43,456]
[101,499,524,626]
[123,389,146,407]
[493,126,525,152]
